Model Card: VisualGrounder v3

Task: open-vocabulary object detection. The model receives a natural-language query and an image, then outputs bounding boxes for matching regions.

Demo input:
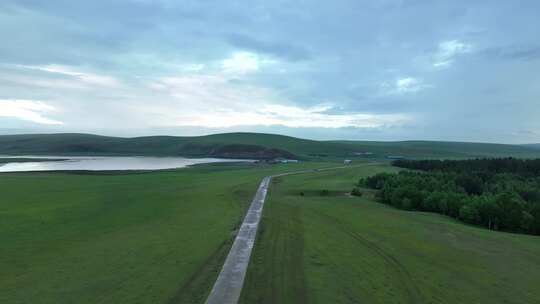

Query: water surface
[0,156,247,172]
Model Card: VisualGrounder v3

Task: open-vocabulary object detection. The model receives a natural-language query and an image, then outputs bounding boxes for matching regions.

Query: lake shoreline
[0,156,252,173]
[0,158,69,164]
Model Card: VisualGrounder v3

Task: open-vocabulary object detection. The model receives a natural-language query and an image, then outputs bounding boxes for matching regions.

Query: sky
[0,0,539,143]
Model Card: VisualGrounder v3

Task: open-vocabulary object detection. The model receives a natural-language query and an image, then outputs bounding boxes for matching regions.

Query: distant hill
[523,144,540,150]
[1,132,540,160]
[0,133,297,160]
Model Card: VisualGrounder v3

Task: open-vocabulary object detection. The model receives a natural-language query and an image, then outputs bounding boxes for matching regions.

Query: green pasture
[240,164,540,304]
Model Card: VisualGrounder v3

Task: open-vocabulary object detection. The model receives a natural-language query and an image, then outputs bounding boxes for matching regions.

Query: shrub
[351,187,363,197]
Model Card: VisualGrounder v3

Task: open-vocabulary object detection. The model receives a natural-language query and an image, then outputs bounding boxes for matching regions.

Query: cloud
[135,102,409,129]
[147,73,279,109]
[18,65,121,87]
[226,33,311,61]
[181,64,205,72]
[251,104,410,129]
[396,78,423,93]
[142,73,410,129]
[0,0,539,143]
[483,45,540,61]
[221,52,275,74]
[380,77,427,95]
[0,99,63,125]
[433,40,472,68]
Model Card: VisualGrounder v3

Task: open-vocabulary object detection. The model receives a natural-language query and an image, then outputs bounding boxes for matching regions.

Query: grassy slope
[240,164,540,304]
[1,132,540,159]
[0,162,333,304]
[523,144,540,150]
[335,140,540,159]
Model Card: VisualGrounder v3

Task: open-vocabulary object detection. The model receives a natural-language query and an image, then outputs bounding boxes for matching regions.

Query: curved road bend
[205,165,366,304]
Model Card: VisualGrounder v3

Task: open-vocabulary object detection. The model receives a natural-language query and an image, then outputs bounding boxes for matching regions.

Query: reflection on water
[0,156,248,172]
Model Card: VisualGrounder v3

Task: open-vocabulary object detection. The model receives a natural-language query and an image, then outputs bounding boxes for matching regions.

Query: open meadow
[3,161,540,304]
[0,162,332,304]
[240,164,540,304]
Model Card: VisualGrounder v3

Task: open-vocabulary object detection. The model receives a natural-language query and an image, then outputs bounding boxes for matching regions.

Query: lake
[0,156,249,172]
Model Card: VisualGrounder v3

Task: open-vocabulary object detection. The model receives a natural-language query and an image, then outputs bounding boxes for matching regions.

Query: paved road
[205,165,369,304]
[205,175,272,304]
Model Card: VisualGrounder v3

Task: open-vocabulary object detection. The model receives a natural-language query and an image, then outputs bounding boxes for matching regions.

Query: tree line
[360,158,540,235]
[392,158,540,176]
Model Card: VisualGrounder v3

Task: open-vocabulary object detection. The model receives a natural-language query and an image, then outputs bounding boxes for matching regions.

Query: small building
[275,158,299,163]
[344,159,352,165]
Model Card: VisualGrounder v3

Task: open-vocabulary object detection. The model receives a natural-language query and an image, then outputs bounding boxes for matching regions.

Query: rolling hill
[1,132,540,160]
[523,144,540,150]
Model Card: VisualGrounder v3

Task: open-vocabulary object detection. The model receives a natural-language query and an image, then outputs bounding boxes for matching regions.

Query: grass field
[240,164,540,304]
[0,162,334,304]
[3,161,540,304]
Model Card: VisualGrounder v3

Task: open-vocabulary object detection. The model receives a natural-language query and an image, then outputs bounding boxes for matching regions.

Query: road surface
[205,175,272,304]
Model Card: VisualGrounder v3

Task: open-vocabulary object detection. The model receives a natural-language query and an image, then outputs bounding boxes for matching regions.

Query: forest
[360,158,540,235]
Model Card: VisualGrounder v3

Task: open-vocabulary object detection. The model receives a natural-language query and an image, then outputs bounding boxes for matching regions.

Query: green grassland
[3,160,540,304]
[0,162,334,304]
[1,132,540,159]
[240,164,540,304]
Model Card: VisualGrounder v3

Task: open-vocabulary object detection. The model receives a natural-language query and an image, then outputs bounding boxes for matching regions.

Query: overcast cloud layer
[1,0,539,143]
